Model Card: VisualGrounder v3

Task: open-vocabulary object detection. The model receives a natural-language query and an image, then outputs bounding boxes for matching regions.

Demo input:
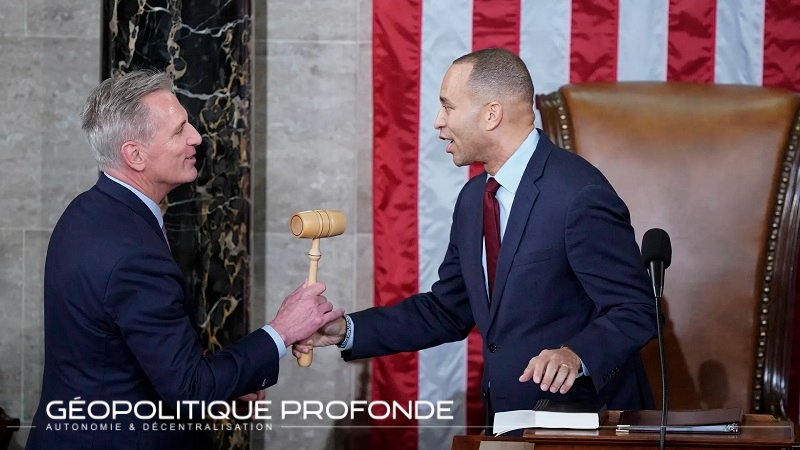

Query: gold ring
[560,363,570,370]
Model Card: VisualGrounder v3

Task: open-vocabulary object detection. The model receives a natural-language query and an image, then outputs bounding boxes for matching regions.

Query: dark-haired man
[296,48,657,431]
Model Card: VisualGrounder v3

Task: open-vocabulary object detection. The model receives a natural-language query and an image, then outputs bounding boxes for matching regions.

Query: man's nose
[188,125,202,145]
[433,109,445,130]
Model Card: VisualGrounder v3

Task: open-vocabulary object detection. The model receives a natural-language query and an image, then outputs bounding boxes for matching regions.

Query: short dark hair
[453,48,534,106]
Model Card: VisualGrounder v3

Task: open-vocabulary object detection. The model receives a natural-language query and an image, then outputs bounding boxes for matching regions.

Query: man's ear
[485,102,502,131]
[120,141,146,172]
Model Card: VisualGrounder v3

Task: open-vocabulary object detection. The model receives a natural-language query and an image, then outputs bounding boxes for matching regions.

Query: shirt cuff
[579,359,589,377]
[261,325,287,359]
[337,315,354,351]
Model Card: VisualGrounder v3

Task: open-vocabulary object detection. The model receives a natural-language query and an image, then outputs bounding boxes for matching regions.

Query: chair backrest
[537,82,800,418]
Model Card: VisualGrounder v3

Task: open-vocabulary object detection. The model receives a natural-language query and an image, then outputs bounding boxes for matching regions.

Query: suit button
[488,344,498,353]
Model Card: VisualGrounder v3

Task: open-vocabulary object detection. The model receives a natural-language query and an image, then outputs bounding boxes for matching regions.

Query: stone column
[102,1,252,448]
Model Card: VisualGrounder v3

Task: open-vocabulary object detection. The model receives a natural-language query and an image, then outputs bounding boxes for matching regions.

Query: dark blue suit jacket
[345,132,656,414]
[27,175,278,450]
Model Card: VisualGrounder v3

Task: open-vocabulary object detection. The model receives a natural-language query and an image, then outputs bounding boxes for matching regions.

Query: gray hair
[80,70,174,170]
[453,48,534,107]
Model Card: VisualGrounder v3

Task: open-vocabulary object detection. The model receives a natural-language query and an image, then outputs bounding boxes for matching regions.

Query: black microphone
[641,228,672,450]
[642,228,672,299]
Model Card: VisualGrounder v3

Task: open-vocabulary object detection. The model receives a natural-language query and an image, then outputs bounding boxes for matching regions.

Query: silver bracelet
[337,315,353,349]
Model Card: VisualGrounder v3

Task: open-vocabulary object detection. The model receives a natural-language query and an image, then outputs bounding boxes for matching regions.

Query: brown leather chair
[536,82,800,418]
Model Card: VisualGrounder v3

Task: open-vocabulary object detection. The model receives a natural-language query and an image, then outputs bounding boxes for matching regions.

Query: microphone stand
[649,261,668,450]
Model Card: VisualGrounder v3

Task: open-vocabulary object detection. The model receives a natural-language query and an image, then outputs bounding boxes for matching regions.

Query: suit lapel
[460,180,490,324]
[96,174,201,332]
[95,174,164,243]
[487,133,554,326]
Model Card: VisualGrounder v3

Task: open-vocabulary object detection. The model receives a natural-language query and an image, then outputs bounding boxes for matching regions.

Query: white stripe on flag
[417,0,471,448]
[520,0,571,128]
[617,0,669,81]
[715,0,765,85]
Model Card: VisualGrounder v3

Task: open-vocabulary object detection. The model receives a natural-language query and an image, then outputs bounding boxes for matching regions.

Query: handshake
[267,282,347,360]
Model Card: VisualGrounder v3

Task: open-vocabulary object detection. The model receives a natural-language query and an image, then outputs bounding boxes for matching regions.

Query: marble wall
[0,0,101,448]
[257,0,374,449]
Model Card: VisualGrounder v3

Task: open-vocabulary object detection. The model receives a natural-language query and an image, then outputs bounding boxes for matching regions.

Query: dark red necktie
[483,178,501,300]
[161,224,171,250]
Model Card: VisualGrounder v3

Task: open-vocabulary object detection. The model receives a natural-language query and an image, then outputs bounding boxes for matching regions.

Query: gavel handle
[298,238,321,367]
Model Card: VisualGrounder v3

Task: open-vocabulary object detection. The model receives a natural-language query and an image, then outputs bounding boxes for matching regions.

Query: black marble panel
[102,1,252,449]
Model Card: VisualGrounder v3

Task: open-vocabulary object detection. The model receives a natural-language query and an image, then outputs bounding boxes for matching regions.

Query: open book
[617,408,743,434]
[494,398,608,435]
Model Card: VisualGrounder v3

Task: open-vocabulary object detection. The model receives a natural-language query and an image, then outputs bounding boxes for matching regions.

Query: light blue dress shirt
[104,173,286,358]
[481,129,540,293]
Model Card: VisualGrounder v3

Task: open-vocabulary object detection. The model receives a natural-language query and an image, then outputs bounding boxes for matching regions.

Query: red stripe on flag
[465,331,484,433]
[372,1,422,448]
[763,0,800,92]
[570,0,619,83]
[472,0,521,54]
[667,0,716,83]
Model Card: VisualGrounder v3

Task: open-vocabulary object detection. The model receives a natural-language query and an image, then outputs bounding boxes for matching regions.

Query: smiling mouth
[442,139,454,152]
[439,136,453,151]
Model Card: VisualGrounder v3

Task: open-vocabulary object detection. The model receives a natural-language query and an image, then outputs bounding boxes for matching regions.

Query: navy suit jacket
[27,175,279,450]
[345,132,657,414]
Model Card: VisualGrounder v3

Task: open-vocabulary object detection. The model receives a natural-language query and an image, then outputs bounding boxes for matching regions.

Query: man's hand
[519,347,582,394]
[268,282,344,346]
[233,390,265,421]
[291,316,347,359]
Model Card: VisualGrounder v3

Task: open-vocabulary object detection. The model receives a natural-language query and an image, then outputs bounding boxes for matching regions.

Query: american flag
[371,1,800,449]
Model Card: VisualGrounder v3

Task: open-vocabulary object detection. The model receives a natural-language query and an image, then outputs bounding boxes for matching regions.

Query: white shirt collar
[103,173,164,228]
[489,129,540,193]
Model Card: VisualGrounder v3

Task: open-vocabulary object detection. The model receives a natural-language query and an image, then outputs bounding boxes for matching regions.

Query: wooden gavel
[290,209,347,367]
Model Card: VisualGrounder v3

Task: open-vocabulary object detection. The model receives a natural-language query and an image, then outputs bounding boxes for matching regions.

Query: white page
[493,410,536,436]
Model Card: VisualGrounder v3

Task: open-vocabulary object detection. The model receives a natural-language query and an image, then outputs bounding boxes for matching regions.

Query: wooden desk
[451,412,795,450]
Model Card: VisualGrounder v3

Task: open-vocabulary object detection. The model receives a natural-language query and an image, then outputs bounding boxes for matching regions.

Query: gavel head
[290,210,347,239]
